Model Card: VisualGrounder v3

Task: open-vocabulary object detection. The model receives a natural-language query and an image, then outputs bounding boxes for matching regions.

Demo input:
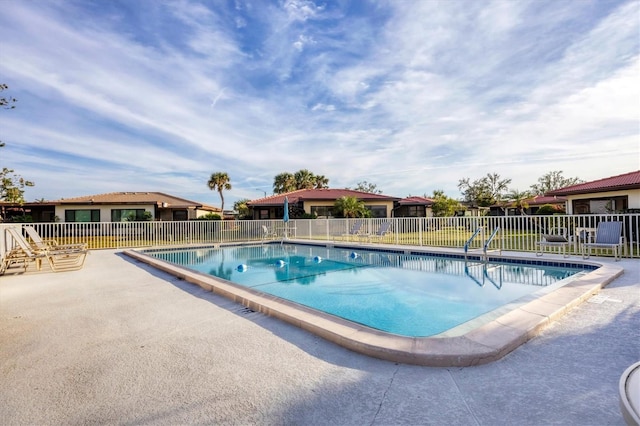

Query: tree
[233,198,251,220]
[313,174,329,189]
[207,172,231,219]
[530,170,583,195]
[351,181,382,194]
[273,172,296,194]
[1,168,34,203]
[0,83,16,110]
[506,189,531,215]
[333,196,371,218]
[195,212,221,220]
[458,173,511,207]
[430,190,461,217]
[273,169,330,194]
[1,84,34,204]
[294,169,316,189]
[1,83,17,149]
[535,204,564,215]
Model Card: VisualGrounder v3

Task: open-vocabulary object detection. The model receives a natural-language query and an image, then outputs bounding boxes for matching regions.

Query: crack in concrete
[447,367,481,426]
[370,364,400,425]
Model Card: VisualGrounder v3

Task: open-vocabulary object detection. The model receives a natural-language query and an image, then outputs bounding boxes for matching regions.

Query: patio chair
[4,227,88,272]
[23,226,88,252]
[582,221,624,261]
[261,225,278,242]
[365,222,392,243]
[1,229,45,274]
[536,233,570,258]
[340,220,364,241]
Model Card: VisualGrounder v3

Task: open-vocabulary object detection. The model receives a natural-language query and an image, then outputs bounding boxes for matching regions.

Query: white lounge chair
[261,225,278,242]
[341,220,364,241]
[365,222,392,243]
[536,233,570,258]
[582,221,624,261]
[23,226,88,252]
[1,228,46,273]
[3,227,88,273]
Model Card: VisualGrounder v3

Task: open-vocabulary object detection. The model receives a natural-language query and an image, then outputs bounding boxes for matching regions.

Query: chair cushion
[542,234,568,243]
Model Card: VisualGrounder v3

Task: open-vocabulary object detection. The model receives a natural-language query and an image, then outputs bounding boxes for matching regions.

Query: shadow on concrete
[115,252,638,425]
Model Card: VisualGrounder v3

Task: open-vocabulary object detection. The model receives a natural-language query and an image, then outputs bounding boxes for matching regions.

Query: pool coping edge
[123,247,623,367]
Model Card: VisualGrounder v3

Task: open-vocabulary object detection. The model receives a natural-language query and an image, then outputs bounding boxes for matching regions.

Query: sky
[0,0,638,208]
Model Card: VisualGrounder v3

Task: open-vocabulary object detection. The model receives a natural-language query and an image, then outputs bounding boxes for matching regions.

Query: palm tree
[333,196,370,218]
[313,174,329,189]
[294,169,316,189]
[274,170,330,193]
[233,198,251,220]
[507,189,531,215]
[207,172,231,219]
[273,172,296,194]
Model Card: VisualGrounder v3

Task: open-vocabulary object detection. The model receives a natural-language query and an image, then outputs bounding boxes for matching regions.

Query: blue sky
[1,0,638,207]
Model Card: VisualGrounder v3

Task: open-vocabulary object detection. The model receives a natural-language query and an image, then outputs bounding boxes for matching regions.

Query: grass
[54,230,634,259]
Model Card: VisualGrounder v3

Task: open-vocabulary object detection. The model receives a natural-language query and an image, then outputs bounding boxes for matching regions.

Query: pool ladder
[464,261,503,289]
[464,226,502,260]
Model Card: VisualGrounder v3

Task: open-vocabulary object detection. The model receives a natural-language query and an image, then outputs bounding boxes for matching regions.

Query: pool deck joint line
[124,242,623,367]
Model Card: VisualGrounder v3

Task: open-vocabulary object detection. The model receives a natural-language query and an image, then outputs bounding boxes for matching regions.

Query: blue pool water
[147,244,592,337]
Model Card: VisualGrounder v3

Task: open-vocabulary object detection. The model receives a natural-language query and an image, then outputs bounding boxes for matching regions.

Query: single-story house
[395,196,434,217]
[247,189,400,219]
[1,192,221,223]
[0,201,55,223]
[546,170,640,214]
[489,195,567,216]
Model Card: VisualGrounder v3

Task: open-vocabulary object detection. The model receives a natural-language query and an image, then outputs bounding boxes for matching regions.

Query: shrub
[535,204,564,215]
[196,213,221,220]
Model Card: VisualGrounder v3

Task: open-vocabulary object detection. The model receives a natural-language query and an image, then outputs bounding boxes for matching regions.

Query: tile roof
[526,195,567,205]
[247,188,400,206]
[546,170,640,196]
[398,196,434,205]
[491,195,566,208]
[52,192,207,208]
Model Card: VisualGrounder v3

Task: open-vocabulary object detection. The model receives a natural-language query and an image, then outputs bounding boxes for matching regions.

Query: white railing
[1,214,639,260]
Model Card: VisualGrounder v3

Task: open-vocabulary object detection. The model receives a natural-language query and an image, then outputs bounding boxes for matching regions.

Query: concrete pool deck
[1,248,638,425]
[125,244,624,367]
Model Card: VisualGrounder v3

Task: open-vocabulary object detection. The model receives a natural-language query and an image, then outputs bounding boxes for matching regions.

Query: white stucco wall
[55,204,156,222]
[302,200,395,218]
[564,189,640,214]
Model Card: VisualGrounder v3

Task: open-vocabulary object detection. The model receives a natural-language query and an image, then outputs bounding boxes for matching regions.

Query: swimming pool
[125,242,623,366]
[147,244,591,337]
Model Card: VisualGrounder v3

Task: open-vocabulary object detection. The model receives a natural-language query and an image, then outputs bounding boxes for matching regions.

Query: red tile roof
[491,195,566,208]
[546,170,640,196]
[52,192,207,208]
[525,195,566,205]
[398,196,434,205]
[247,188,399,206]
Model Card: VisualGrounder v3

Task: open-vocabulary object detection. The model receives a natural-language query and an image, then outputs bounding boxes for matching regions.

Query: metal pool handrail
[484,226,501,256]
[464,227,483,254]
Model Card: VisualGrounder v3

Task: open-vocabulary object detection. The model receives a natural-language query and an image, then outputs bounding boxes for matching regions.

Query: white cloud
[0,0,637,204]
[284,0,324,22]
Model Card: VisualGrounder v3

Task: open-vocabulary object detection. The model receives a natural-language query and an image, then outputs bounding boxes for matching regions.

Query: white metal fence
[1,214,639,261]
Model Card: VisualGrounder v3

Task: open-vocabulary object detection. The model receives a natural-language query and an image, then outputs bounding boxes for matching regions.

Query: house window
[572,196,628,214]
[406,206,424,217]
[111,209,147,222]
[367,206,387,218]
[65,209,100,222]
[310,206,333,218]
[259,209,270,219]
[172,210,188,221]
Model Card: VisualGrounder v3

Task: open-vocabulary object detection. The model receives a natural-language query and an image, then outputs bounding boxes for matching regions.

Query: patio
[1,249,638,425]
